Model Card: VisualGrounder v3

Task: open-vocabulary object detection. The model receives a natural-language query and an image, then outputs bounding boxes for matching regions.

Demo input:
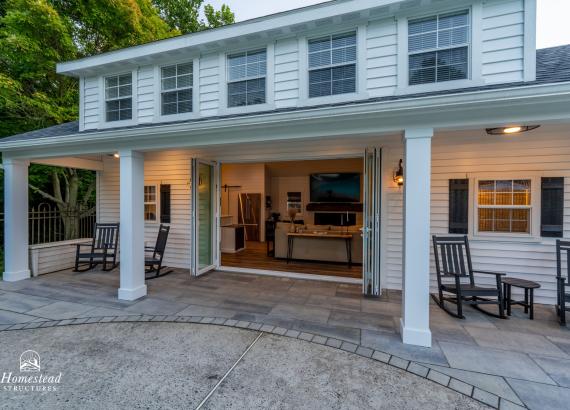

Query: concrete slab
[202,334,488,410]
[268,303,331,323]
[0,292,55,313]
[530,355,570,387]
[439,341,555,384]
[508,378,570,410]
[328,310,396,333]
[0,323,257,409]
[0,309,41,325]
[176,304,243,318]
[123,297,189,315]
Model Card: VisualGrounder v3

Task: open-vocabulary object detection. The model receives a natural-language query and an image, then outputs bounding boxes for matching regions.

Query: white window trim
[154,58,200,123]
[144,184,159,223]
[98,69,138,129]
[219,45,275,115]
[396,3,484,95]
[469,174,540,241]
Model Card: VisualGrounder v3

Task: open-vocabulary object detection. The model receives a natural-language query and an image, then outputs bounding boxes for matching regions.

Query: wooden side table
[502,278,541,320]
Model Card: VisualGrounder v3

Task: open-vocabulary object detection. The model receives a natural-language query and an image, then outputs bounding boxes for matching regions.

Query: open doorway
[219,158,364,279]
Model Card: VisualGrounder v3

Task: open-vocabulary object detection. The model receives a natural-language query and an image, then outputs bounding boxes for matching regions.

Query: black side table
[502,278,541,320]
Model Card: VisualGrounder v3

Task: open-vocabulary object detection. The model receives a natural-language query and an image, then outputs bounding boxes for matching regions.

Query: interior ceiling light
[486,125,540,135]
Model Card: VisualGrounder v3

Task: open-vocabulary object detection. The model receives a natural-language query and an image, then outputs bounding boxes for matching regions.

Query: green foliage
[153,0,234,33]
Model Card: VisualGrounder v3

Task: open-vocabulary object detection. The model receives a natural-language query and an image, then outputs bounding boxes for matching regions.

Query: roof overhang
[3,82,570,159]
[57,0,415,77]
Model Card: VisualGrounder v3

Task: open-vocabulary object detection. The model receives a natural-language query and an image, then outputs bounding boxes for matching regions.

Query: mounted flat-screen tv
[310,173,361,203]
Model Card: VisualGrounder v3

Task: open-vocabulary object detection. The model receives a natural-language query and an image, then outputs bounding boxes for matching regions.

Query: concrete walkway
[0,322,488,409]
[1,269,570,409]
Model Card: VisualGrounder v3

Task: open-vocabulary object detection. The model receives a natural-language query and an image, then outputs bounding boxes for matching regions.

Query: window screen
[227,49,266,107]
[408,10,470,85]
[105,73,132,122]
[308,32,357,98]
[161,63,193,115]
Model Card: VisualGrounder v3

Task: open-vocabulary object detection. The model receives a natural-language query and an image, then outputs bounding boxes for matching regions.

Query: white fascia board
[2,82,570,156]
[56,0,401,76]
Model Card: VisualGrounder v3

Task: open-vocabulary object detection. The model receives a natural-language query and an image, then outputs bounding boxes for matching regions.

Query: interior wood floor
[221,241,363,279]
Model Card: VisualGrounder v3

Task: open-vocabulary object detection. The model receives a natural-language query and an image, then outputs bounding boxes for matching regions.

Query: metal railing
[0,203,96,246]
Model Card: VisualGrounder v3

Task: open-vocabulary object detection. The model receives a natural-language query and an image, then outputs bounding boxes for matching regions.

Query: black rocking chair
[556,240,570,325]
[74,223,120,272]
[432,235,506,319]
[145,225,172,280]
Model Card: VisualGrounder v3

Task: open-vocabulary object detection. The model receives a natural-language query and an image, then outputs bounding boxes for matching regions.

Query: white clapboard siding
[98,151,192,270]
[366,18,398,97]
[384,127,570,305]
[83,76,99,130]
[274,38,300,108]
[137,65,155,123]
[199,53,220,116]
[482,0,525,83]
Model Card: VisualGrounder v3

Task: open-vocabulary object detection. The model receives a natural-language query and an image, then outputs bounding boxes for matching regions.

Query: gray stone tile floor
[1,267,570,409]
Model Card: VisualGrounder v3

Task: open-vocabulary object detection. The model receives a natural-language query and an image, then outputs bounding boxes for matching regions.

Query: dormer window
[408,10,470,85]
[227,49,267,107]
[308,32,357,98]
[105,73,132,122]
[161,63,193,115]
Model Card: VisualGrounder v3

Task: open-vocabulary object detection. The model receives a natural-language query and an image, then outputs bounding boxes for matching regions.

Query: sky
[207,0,570,49]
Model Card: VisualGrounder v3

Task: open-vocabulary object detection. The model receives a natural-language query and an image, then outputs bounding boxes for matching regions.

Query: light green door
[191,159,218,276]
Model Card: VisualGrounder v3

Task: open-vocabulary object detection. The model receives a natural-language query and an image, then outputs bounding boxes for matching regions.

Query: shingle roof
[2,45,570,145]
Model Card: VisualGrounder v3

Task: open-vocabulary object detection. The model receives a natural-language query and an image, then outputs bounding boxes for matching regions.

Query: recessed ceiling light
[486,125,540,135]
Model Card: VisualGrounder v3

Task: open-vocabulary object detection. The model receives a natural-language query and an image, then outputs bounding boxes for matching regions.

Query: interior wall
[268,158,364,225]
[220,163,266,241]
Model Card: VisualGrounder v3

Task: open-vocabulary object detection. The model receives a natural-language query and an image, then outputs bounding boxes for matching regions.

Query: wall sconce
[393,159,404,186]
[486,125,540,135]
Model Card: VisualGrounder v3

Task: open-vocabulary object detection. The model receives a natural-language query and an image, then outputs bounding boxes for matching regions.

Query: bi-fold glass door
[362,147,381,296]
[191,159,220,276]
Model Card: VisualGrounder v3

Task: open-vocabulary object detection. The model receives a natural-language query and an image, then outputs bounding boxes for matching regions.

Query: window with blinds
[477,180,531,234]
[227,49,266,107]
[308,32,357,98]
[161,63,193,116]
[105,73,132,122]
[408,10,470,85]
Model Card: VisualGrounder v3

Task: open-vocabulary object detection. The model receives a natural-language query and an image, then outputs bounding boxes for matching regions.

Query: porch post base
[118,284,147,301]
[2,269,31,282]
[400,318,432,347]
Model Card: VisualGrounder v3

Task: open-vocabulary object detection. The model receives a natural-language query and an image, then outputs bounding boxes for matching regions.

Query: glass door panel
[363,147,381,296]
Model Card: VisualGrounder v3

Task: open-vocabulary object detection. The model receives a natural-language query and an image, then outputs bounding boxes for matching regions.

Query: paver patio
[1,268,569,409]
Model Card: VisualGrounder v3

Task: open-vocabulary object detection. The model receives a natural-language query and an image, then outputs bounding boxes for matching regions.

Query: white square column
[118,150,147,300]
[400,128,433,347]
[3,158,31,281]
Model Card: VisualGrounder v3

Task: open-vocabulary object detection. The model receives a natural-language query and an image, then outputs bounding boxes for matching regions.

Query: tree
[29,165,96,240]
[152,0,234,34]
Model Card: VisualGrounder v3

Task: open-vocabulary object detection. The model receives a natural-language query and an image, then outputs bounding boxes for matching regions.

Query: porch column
[3,158,30,281]
[400,128,433,347]
[118,150,147,300]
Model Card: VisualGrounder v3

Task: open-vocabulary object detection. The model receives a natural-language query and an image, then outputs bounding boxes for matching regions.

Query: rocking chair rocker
[432,235,506,319]
[145,224,172,280]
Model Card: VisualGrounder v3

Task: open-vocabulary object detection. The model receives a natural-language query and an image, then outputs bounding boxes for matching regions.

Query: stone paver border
[0,315,526,409]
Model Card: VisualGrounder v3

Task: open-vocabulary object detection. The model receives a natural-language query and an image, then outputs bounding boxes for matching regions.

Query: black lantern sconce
[393,159,404,186]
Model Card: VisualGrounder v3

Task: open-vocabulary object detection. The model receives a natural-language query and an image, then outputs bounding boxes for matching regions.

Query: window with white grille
[308,32,357,98]
[477,180,531,234]
[161,63,193,115]
[408,10,470,85]
[227,49,266,107]
[105,73,132,122]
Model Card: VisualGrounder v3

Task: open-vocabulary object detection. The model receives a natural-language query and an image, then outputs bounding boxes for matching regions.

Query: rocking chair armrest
[145,246,155,252]
[557,276,570,286]
[473,270,506,277]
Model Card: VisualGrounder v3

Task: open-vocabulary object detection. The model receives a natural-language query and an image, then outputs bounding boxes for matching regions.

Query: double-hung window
[308,31,357,98]
[227,49,266,107]
[144,185,158,222]
[477,180,532,234]
[105,73,132,122]
[408,10,470,85]
[161,63,193,115]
